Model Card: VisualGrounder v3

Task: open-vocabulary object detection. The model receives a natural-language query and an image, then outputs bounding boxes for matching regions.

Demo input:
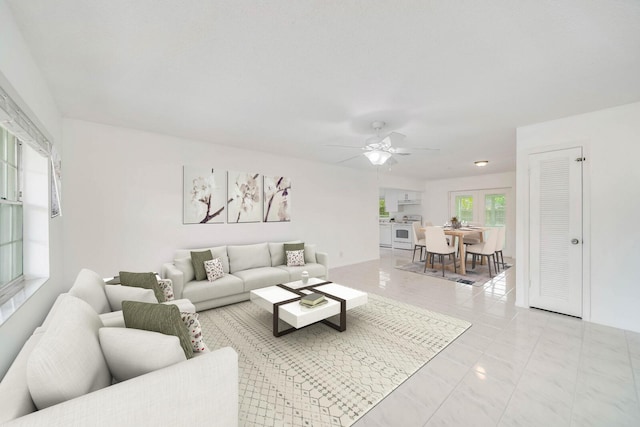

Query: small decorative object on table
[301,271,309,284]
[450,216,462,229]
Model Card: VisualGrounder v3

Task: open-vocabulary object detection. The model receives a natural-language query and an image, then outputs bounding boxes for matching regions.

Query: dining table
[420,226,486,275]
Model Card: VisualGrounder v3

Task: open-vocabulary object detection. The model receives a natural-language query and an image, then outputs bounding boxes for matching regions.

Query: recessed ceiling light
[474,160,489,167]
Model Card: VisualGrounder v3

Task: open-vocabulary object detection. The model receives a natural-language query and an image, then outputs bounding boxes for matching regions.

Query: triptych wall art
[183,167,291,224]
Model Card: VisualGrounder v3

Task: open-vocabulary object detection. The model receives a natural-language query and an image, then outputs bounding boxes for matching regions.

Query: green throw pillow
[283,242,304,253]
[191,250,213,281]
[119,271,165,303]
[122,301,194,359]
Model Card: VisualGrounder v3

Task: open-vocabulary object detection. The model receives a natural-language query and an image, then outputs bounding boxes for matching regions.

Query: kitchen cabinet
[385,191,399,212]
[379,223,392,247]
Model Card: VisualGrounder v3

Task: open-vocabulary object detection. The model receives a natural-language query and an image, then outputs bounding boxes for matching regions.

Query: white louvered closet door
[529,147,583,317]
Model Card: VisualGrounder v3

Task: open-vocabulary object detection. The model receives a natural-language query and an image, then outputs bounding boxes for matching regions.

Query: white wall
[0,1,63,379]
[62,119,380,283]
[422,172,517,256]
[516,101,640,332]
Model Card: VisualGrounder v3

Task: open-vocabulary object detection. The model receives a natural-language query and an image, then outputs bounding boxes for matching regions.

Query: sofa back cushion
[228,243,271,273]
[26,294,111,410]
[68,268,111,314]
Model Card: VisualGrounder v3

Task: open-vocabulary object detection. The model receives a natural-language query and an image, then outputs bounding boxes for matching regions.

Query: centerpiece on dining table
[450,216,462,229]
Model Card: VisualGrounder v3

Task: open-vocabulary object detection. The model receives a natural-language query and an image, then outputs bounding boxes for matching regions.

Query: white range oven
[392,215,422,250]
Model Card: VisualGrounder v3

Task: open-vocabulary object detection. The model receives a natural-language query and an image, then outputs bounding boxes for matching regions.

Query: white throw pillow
[157,279,175,301]
[104,285,158,311]
[181,312,207,352]
[286,250,305,267]
[98,328,186,382]
[204,258,225,282]
[27,295,111,410]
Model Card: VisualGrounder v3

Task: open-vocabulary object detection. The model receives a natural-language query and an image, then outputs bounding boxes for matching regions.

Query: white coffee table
[250,278,368,337]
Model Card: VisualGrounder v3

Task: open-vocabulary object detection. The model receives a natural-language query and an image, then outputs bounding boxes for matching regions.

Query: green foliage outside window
[379,198,389,217]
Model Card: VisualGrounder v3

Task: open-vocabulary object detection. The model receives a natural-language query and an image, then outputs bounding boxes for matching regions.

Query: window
[0,126,23,290]
[379,198,389,217]
[454,195,474,223]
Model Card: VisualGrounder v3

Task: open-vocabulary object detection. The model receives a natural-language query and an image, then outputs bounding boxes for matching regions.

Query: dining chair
[465,227,499,278]
[463,221,483,245]
[411,222,426,262]
[423,226,457,276]
[494,226,506,270]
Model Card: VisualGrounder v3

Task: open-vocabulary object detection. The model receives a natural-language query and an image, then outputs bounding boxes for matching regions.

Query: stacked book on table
[300,292,327,308]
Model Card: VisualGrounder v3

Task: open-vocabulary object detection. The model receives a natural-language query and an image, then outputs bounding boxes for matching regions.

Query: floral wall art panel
[183,167,227,224]
[227,171,263,223]
[264,176,291,222]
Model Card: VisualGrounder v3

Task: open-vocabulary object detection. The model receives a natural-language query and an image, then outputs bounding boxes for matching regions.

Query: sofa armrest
[3,347,239,427]
[316,251,329,279]
[161,262,184,299]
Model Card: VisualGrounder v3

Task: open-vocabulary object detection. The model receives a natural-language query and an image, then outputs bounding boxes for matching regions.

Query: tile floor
[329,248,640,427]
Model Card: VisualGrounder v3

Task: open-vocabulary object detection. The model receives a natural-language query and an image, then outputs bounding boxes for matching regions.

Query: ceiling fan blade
[325,144,365,149]
[336,154,365,164]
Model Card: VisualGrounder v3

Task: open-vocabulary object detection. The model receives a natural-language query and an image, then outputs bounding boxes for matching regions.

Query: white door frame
[519,141,591,321]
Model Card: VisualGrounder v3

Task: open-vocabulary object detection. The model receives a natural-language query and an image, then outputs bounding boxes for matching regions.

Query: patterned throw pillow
[157,279,175,301]
[286,250,305,267]
[204,258,225,282]
[181,312,206,352]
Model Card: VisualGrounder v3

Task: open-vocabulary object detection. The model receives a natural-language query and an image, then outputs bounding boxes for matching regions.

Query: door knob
[571,239,580,245]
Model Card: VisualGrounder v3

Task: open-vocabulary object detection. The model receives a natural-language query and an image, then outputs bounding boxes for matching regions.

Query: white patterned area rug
[396,260,512,287]
[199,293,470,426]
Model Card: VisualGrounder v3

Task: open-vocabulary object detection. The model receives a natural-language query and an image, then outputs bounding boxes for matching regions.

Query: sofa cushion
[268,241,301,266]
[99,298,197,328]
[277,263,327,281]
[104,284,157,311]
[182,274,244,302]
[68,268,111,314]
[286,249,305,266]
[0,332,43,423]
[175,246,229,273]
[228,243,271,273]
[233,267,290,292]
[283,242,305,253]
[181,312,206,353]
[190,250,213,281]
[123,301,194,359]
[157,279,175,301]
[26,294,111,410]
[119,271,165,303]
[204,258,225,282]
[174,257,196,282]
[304,244,318,264]
[98,327,186,382]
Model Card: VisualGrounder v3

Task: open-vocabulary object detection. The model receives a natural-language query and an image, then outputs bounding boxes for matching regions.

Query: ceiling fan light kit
[474,160,489,167]
[364,150,392,165]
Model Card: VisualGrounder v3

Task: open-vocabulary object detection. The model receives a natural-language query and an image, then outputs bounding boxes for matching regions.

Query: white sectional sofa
[0,269,239,426]
[162,242,328,311]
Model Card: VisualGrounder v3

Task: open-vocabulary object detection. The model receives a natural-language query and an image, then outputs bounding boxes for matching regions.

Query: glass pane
[0,162,6,200]
[455,195,474,222]
[7,165,17,201]
[6,133,17,166]
[0,128,6,161]
[13,241,23,278]
[485,194,506,226]
[0,244,10,286]
[12,205,22,241]
[0,204,10,245]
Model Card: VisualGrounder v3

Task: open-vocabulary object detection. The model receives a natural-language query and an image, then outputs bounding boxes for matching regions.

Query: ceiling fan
[329,121,439,166]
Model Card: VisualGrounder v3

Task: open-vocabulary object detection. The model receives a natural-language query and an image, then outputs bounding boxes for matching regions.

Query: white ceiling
[7,0,640,180]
